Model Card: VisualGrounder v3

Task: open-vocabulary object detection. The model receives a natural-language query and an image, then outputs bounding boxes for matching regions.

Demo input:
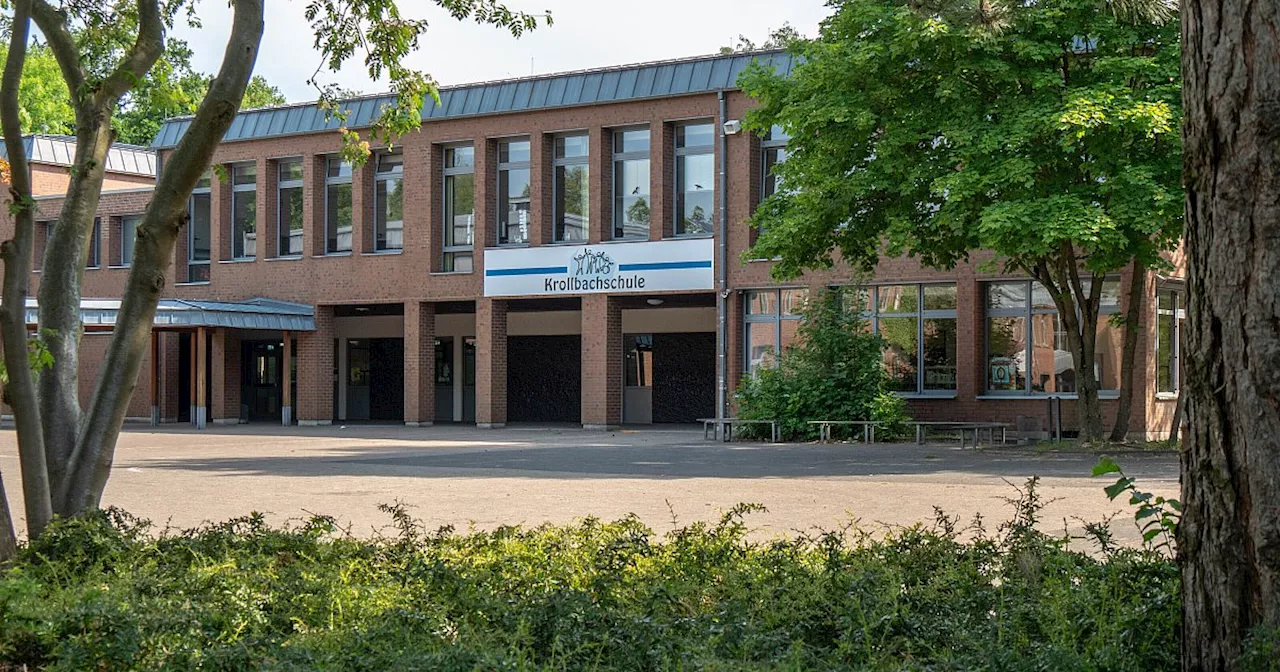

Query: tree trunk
[1109,261,1146,443]
[62,0,266,513]
[0,0,54,545]
[1168,385,1184,444]
[1179,0,1280,667]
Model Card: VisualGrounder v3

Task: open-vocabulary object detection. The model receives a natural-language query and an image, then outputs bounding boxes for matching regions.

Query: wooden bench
[699,418,779,443]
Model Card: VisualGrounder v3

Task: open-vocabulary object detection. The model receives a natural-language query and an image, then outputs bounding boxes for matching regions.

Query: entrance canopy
[22,297,316,331]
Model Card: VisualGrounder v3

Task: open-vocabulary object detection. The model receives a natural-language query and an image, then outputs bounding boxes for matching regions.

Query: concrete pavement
[0,424,1180,545]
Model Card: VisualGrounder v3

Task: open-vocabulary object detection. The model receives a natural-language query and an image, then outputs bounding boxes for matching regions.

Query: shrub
[736,288,907,440]
[0,486,1180,671]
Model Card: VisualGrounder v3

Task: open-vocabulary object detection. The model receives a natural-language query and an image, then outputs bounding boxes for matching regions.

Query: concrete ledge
[405,421,434,427]
[298,420,333,426]
[210,418,241,425]
[476,422,506,429]
[582,424,619,431]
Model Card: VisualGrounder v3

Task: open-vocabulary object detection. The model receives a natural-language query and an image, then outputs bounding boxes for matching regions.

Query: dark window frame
[373,150,404,252]
[442,143,476,272]
[496,138,531,246]
[673,121,715,237]
[276,158,305,258]
[552,133,590,243]
[611,126,651,240]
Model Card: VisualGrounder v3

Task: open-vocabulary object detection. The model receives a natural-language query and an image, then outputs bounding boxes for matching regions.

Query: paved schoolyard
[0,424,1179,545]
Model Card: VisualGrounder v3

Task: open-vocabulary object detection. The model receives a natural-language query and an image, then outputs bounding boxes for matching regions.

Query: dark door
[434,337,454,422]
[369,338,404,421]
[507,335,581,422]
[653,332,715,423]
[177,332,191,422]
[241,341,283,422]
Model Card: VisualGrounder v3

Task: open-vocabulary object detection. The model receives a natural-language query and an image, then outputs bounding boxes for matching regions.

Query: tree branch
[27,0,86,107]
[96,0,165,106]
[0,0,54,540]
[65,0,267,513]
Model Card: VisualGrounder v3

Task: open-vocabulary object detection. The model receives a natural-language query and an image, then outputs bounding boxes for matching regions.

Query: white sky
[171,0,830,102]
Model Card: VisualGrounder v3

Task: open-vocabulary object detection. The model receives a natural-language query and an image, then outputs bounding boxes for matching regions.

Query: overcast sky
[170,0,830,102]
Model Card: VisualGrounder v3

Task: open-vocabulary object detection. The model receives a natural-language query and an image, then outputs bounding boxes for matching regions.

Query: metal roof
[0,135,158,176]
[151,50,795,149]
[23,297,315,331]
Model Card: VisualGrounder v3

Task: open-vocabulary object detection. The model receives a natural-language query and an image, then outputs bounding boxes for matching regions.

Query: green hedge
[0,486,1177,670]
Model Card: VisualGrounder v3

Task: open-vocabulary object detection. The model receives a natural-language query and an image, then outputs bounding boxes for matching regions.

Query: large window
[852,284,958,394]
[743,288,808,377]
[374,151,403,251]
[120,214,141,267]
[553,134,589,242]
[231,163,257,260]
[277,159,304,257]
[612,127,650,239]
[985,279,1122,394]
[675,122,715,236]
[497,139,531,245]
[761,124,790,201]
[443,144,475,272]
[325,157,353,254]
[188,171,211,281]
[1156,288,1185,395]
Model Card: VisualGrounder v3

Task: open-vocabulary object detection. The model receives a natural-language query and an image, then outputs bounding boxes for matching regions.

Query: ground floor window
[743,288,807,377]
[1156,288,1184,395]
[847,283,958,394]
[985,279,1121,395]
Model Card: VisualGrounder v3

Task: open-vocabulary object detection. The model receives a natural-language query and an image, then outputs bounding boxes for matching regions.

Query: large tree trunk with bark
[1179,0,1280,667]
[0,0,54,552]
[1109,262,1146,443]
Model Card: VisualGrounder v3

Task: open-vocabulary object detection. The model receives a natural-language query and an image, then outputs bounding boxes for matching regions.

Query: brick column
[957,266,982,401]
[650,121,672,241]
[475,298,508,428]
[581,294,622,429]
[210,329,242,424]
[726,291,744,412]
[532,132,553,246]
[304,154,325,258]
[298,305,335,424]
[159,331,181,422]
[259,157,278,259]
[588,126,608,243]
[404,301,436,426]
[353,160,374,254]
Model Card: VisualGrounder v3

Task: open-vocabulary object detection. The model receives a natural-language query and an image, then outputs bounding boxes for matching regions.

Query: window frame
[324,156,353,255]
[276,158,304,258]
[552,133,590,243]
[187,171,212,282]
[1155,287,1185,397]
[741,287,808,378]
[119,214,142,267]
[496,138,532,246]
[760,124,790,203]
[850,283,959,396]
[673,121,716,237]
[372,150,404,252]
[86,216,102,269]
[442,143,476,272]
[611,126,651,240]
[983,278,1122,396]
[230,162,257,261]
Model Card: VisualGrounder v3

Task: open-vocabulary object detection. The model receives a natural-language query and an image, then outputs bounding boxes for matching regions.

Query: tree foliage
[0,0,548,562]
[0,43,72,134]
[740,0,1182,441]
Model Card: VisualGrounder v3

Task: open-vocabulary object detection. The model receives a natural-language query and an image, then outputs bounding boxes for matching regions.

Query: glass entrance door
[242,341,283,422]
[434,337,454,422]
[623,334,653,424]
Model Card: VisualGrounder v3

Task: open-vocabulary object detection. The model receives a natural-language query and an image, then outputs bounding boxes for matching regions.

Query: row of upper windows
[180,122,789,281]
[40,123,789,280]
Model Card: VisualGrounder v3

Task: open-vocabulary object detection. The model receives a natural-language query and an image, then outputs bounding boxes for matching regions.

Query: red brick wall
[581,294,622,427]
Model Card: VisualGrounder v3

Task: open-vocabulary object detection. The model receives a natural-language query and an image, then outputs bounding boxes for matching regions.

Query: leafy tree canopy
[0,43,71,134]
[741,0,1182,281]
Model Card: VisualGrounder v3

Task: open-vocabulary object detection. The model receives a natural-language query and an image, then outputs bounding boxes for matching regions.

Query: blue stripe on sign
[485,266,568,277]
[617,260,713,271]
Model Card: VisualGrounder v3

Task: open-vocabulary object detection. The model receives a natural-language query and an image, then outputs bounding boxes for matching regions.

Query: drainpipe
[716,91,729,438]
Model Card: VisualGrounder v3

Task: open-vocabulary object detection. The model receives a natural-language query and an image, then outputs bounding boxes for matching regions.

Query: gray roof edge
[1,134,158,176]
[151,49,792,149]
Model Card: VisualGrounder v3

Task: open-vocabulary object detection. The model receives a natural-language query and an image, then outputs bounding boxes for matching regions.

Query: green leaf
[1092,457,1123,477]
[1104,478,1134,501]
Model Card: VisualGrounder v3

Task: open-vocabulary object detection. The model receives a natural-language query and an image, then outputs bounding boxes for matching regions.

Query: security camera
[722,119,742,135]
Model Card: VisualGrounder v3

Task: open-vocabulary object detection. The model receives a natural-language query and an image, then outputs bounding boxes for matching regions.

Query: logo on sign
[572,248,614,277]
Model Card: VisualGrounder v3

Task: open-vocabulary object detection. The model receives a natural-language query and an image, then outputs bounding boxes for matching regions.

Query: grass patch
[1012,439,1179,454]
[0,482,1178,671]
